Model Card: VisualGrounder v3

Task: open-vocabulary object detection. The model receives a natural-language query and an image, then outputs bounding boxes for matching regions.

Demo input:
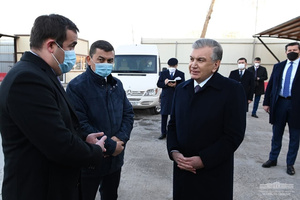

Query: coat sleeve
[248,71,255,101]
[157,71,168,88]
[263,65,275,106]
[198,82,246,169]
[166,87,180,160]
[114,88,134,144]
[260,67,268,81]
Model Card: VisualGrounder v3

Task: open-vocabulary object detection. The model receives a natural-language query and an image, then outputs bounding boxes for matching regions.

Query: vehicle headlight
[144,88,158,96]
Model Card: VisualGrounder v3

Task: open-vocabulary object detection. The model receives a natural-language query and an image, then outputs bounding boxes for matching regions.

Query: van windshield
[113,55,157,73]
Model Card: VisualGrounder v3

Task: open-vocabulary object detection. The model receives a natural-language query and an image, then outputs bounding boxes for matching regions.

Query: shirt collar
[288,57,300,66]
[194,74,213,88]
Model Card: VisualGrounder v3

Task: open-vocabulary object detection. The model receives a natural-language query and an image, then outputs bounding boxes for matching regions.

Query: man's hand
[167,82,177,87]
[164,79,169,85]
[111,136,124,156]
[263,105,270,113]
[172,152,204,174]
[86,132,107,152]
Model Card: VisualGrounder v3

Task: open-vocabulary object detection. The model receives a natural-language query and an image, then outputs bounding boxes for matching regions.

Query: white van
[112,44,161,114]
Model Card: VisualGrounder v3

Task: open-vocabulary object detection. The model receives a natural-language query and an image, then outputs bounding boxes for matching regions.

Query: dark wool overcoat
[0,52,104,200]
[167,73,246,200]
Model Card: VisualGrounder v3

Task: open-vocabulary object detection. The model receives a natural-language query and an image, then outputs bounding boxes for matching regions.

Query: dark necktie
[239,70,243,78]
[170,72,174,79]
[194,85,201,93]
[254,68,257,79]
[283,61,293,97]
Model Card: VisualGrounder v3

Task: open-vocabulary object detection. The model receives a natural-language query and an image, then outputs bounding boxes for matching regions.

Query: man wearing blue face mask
[66,40,134,200]
[0,14,107,200]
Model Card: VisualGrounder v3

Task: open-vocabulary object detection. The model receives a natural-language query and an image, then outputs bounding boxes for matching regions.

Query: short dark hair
[30,14,79,49]
[89,40,114,57]
[237,57,247,63]
[167,58,178,66]
[254,57,261,61]
[285,42,300,51]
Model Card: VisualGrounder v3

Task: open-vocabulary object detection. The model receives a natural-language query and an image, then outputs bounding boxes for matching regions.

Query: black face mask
[287,52,299,61]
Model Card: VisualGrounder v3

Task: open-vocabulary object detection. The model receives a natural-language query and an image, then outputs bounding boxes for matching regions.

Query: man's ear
[46,39,56,53]
[212,60,220,73]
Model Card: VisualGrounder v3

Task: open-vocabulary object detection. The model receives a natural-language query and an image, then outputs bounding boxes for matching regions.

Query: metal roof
[0,34,18,38]
[253,16,300,41]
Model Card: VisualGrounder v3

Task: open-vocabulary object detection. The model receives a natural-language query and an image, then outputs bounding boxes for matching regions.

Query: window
[113,55,157,73]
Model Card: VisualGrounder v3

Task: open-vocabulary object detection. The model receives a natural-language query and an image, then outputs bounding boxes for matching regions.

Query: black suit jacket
[0,52,104,200]
[263,59,300,128]
[247,65,268,95]
[229,69,255,111]
[167,73,246,199]
[157,69,185,115]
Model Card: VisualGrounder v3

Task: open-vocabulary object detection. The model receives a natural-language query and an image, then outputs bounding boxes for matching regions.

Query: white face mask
[254,63,260,67]
[169,67,176,73]
[238,64,245,70]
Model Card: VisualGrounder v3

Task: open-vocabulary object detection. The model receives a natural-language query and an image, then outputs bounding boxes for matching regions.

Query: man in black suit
[229,57,255,112]
[157,58,185,139]
[247,57,268,118]
[0,14,106,200]
[167,38,246,200]
[262,42,300,176]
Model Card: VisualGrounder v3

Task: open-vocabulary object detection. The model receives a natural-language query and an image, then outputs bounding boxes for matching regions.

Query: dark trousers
[252,94,261,115]
[269,98,300,165]
[161,114,168,135]
[81,169,121,200]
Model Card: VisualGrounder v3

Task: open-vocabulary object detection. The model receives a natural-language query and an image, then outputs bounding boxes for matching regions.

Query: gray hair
[192,38,223,61]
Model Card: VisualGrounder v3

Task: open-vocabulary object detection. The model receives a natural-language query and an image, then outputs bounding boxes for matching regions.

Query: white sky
[1,0,299,48]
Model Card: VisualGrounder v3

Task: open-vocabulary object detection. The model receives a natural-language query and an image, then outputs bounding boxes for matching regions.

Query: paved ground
[0,103,300,200]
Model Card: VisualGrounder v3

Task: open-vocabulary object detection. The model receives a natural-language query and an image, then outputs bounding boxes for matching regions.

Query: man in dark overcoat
[0,14,106,200]
[229,57,255,112]
[157,58,185,139]
[247,57,268,118]
[167,38,246,200]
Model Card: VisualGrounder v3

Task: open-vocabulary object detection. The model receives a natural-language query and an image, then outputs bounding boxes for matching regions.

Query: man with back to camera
[66,40,134,200]
[0,14,107,200]
[262,42,300,176]
[157,58,185,139]
[229,57,255,112]
[247,57,268,118]
[167,38,246,200]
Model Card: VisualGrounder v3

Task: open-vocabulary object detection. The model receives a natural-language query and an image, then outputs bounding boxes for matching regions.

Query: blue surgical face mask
[51,42,76,74]
[90,59,113,77]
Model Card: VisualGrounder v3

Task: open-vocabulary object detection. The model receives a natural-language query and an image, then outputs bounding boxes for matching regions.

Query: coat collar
[86,66,117,86]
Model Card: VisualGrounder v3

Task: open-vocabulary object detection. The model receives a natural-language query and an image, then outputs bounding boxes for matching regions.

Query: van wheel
[150,106,160,115]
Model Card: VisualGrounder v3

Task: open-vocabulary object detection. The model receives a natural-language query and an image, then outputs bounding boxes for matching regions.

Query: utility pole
[200,0,215,38]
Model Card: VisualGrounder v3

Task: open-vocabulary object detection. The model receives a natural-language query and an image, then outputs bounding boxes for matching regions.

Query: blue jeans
[252,94,261,115]
[269,98,300,165]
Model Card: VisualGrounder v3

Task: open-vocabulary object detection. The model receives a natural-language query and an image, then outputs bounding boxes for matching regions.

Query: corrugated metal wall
[0,38,14,73]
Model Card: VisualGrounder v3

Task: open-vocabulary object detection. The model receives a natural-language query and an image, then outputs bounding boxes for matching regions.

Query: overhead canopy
[253,16,300,62]
[253,16,300,41]
[0,33,18,38]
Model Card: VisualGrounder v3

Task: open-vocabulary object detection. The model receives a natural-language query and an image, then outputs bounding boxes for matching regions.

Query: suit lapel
[46,69,79,120]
